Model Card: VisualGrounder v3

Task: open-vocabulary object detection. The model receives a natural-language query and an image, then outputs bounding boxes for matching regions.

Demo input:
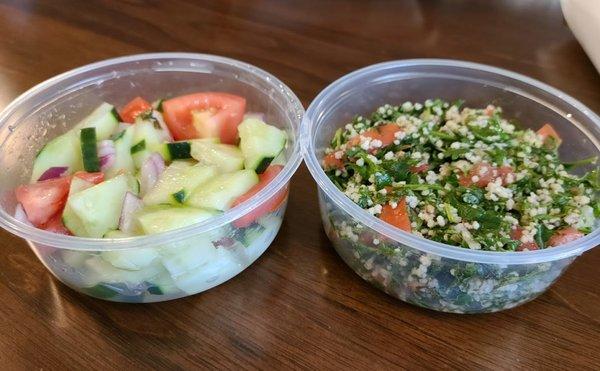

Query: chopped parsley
[323,99,599,252]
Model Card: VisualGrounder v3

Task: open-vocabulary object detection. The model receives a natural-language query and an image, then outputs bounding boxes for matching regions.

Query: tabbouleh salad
[323,99,599,252]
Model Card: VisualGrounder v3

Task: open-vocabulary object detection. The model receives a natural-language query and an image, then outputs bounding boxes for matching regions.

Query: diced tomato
[379,198,412,232]
[323,153,344,170]
[516,242,539,251]
[232,165,288,228]
[497,166,514,184]
[547,227,584,247]
[73,171,104,184]
[377,123,402,146]
[459,163,514,187]
[41,213,71,235]
[484,105,495,116]
[162,92,246,143]
[512,230,539,251]
[410,163,429,173]
[15,176,71,226]
[358,230,392,246]
[459,163,496,187]
[511,227,539,251]
[120,97,152,123]
[537,123,561,141]
[347,123,401,148]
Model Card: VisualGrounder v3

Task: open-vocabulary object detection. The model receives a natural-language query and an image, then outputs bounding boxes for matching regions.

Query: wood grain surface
[0,0,599,369]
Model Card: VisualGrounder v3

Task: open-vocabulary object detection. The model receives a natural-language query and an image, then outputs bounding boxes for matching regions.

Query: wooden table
[1,1,599,369]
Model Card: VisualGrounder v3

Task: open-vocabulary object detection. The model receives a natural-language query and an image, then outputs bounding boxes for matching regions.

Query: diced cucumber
[62,174,129,237]
[135,206,218,234]
[148,270,179,295]
[74,102,120,141]
[131,120,165,168]
[238,118,286,173]
[258,211,283,230]
[235,223,266,247]
[31,103,118,182]
[84,256,165,286]
[157,141,192,161]
[84,284,121,299]
[101,247,160,271]
[169,246,239,294]
[80,127,100,172]
[187,169,258,211]
[62,206,86,237]
[68,176,94,195]
[142,162,219,206]
[125,173,140,195]
[31,131,82,182]
[171,266,220,294]
[60,250,91,269]
[159,238,218,277]
[190,140,244,173]
[136,110,171,138]
[130,140,146,154]
[105,126,135,178]
[156,138,219,162]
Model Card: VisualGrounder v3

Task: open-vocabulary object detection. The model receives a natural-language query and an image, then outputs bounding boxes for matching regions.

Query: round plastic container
[0,53,303,302]
[302,59,600,313]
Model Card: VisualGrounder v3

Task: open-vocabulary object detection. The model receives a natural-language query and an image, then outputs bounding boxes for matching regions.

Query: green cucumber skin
[255,157,274,174]
[130,139,146,154]
[84,284,120,299]
[172,189,187,204]
[111,107,123,122]
[147,285,164,295]
[111,130,126,141]
[80,127,100,172]
[168,142,192,160]
[35,143,47,159]
[155,99,164,113]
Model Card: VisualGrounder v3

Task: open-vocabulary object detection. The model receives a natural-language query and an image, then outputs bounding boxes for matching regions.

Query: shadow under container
[0,53,304,303]
[302,59,600,313]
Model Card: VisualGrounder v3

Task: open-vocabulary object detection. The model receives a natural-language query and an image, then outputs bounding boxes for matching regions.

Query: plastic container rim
[0,52,304,250]
[302,58,600,264]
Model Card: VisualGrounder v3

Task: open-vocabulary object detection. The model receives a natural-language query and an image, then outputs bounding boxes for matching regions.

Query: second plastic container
[302,59,600,313]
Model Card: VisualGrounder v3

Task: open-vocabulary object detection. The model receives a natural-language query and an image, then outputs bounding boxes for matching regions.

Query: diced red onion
[14,203,33,226]
[213,236,236,249]
[119,192,143,233]
[139,153,165,195]
[98,140,116,171]
[37,166,69,182]
[244,112,265,122]
[99,154,116,170]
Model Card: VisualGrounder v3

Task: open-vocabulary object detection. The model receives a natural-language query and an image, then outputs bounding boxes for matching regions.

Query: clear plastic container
[0,53,304,302]
[302,59,600,313]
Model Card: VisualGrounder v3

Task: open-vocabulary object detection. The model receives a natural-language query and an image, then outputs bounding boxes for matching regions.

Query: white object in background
[561,0,600,74]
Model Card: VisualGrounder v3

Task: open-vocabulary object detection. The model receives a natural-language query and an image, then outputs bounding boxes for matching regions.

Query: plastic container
[0,53,303,302]
[302,59,600,313]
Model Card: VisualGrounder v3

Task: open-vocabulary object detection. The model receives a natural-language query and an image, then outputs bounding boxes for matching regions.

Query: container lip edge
[0,52,305,250]
[301,58,600,264]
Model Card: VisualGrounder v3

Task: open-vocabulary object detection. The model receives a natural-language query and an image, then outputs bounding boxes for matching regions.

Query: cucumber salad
[321,99,599,312]
[14,93,288,301]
